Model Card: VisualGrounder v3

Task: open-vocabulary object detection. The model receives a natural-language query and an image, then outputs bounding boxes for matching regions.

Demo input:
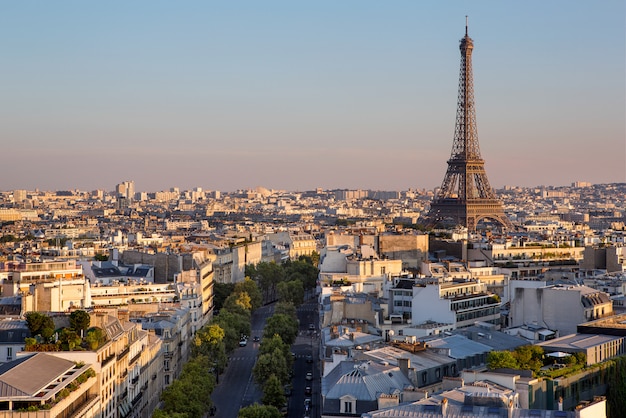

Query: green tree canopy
[277,280,304,307]
[262,374,287,409]
[259,334,293,370]
[85,327,105,350]
[223,291,252,315]
[192,324,228,372]
[25,312,56,342]
[234,277,263,311]
[213,282,236,312]
[69,310,91,335]
[238,404,281,418]
[263,313,298,347]
[160,356,215,417]
[273,301,297,321]
[253,348,290,387]
[152,409,188,418]
[514,345,544,374]
[284,258,319,289]
[487,350,519,370]
[58,328,81,351]
[298,252,320,268]
[246,262,285,303]
[212,310,251,352]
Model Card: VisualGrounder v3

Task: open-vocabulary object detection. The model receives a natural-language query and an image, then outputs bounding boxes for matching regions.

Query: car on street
[239,338,247,347]
[253,336,260,342]
[308,323,315,331]
[305,386,312,396]
[306,354,313,363]
[306,371,313,381]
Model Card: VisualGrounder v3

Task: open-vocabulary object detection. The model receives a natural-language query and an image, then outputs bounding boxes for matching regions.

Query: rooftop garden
[24,310,107,352]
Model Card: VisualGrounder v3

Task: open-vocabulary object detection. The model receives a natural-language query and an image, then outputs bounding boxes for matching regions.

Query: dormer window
[340,395,356,414]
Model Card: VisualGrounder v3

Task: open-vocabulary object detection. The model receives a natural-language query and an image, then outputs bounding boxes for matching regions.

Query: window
[6,347,12,360]
[343,401,353,413]
[422,372,427,383]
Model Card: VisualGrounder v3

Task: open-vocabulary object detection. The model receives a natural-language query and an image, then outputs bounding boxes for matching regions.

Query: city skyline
[1,1,624,193]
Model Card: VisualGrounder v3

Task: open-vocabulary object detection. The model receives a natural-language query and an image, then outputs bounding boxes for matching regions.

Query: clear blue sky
[1,1,624,193]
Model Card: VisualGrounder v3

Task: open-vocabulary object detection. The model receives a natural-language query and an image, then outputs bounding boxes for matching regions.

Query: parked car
[306,372,313,381]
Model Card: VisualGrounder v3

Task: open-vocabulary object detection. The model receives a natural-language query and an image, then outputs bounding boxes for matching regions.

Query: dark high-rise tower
[424,20,512,231]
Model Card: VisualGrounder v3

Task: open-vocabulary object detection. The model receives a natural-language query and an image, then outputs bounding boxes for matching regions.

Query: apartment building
[509,283,613,335]
[36,311,163,418]
[411,278,501,329]
[133,308,191,388]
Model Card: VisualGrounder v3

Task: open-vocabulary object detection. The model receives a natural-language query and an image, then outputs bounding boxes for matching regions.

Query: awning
[547,351,571,358]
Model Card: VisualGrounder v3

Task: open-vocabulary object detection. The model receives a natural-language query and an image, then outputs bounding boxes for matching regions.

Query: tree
[253,349,290,387]
[152,410,188,418]
[160,356,215,416]
[514,345,544,374]
[263,314,298,346]
[193,324,228,372]
[487,350,518,370]
[247,262,285,303]
[274,302,297,321]
[285,258,319,289]
[25,312,55,342]
[223,291,252,315]
[69,310,90,336]
[212,310,251,352]
[214,282,236,312]
[262,374,287,409]
[277,280,304,306]
[238,404,281,418]
[234,277,263,311]
[259,334,293,370]
[607,356,626,417]
[299,252,320,268]
[58,328,81,351]
[85,328,105,350]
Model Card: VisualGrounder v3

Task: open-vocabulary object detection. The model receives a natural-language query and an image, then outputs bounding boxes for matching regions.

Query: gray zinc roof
[0,353,76,399]
[323,360,413,401]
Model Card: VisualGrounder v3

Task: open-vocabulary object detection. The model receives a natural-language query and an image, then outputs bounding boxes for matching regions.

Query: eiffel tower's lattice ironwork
[425,22,513,231]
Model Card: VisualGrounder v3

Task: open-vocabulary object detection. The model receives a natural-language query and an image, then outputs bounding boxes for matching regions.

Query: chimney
[558,397,563,411]
[398,357,411,376]
[441,398,448,417]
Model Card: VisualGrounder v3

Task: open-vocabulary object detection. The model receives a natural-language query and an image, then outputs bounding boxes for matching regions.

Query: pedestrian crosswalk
[229,356,257,361]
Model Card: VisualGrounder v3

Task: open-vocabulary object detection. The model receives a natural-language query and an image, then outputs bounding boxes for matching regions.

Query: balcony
[117,345,130,360]
[129,351,141,366]
[131,391,143,407]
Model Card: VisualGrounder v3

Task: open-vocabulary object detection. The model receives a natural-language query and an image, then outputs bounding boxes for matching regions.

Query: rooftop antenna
[465,15,468,36]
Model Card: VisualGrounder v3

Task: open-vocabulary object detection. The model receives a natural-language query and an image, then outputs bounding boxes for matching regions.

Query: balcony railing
[117,345,130,360]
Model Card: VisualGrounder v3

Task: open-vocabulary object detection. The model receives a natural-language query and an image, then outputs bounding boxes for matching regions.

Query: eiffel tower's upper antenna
[465,15,468,36]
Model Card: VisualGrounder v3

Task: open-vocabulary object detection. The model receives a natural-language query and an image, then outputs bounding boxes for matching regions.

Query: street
[211,303,273,417]
[211,296,319,417]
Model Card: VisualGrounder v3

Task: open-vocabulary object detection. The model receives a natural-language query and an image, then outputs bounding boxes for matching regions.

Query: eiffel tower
[424,20,513,231]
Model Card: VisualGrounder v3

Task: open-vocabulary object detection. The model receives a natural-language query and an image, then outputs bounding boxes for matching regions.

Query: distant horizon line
[2,181,624,195]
